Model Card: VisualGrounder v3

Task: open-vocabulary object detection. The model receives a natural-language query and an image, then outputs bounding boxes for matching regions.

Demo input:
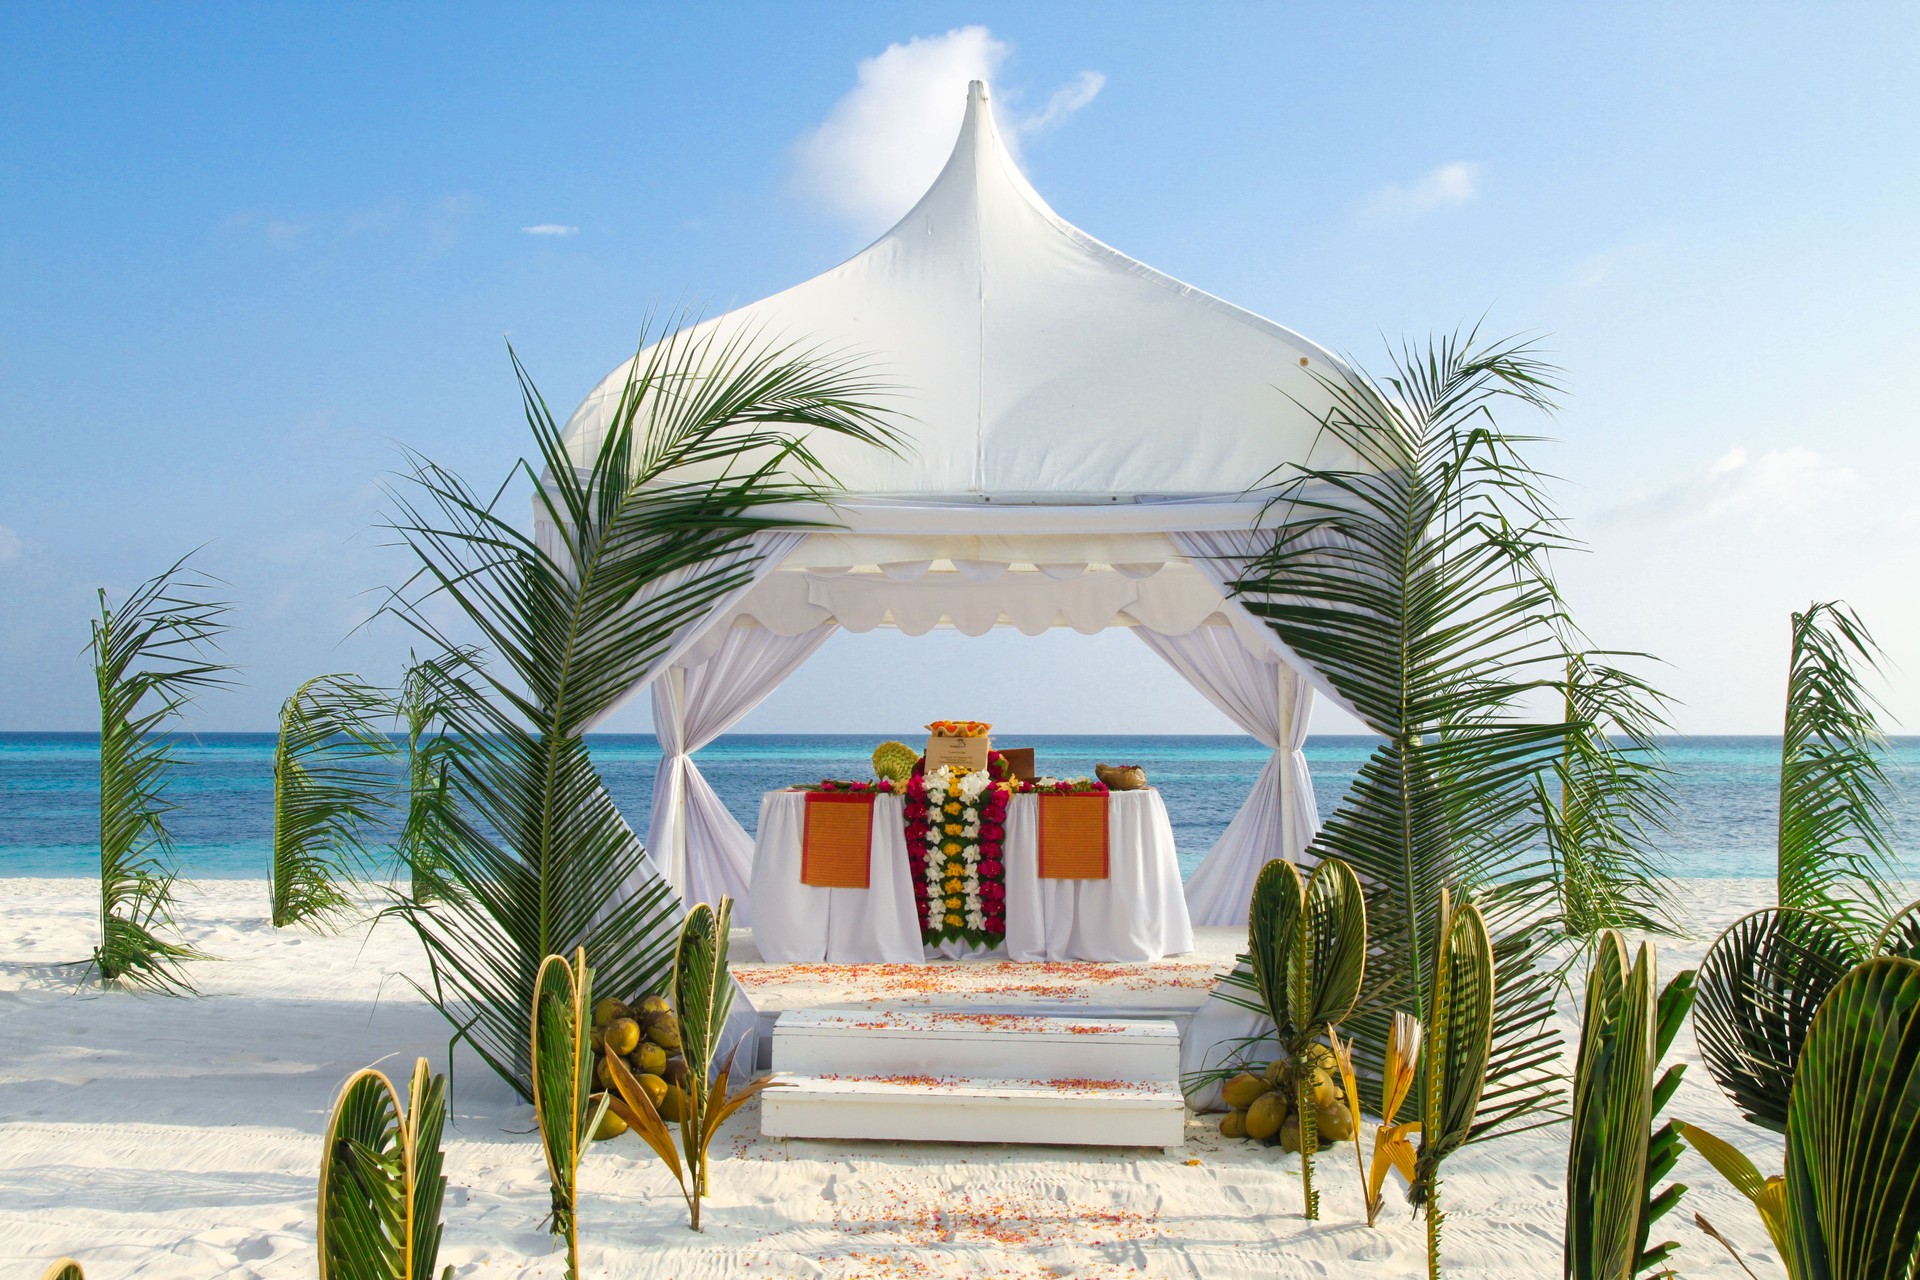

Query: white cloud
[1362,161,1481,221]
[1599,446,1858,530]
[0,525,19,564]
[794,27,1104,234]
[522,223,579,237]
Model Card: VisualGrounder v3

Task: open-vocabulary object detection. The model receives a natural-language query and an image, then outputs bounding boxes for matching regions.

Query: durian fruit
[1221,1072,1268,1111]
[871,741,919,783]
[592,998,630,1028]
[1219,1109,1249,1139]
[1245,1092,1286,1142]
[604,1017,641,1056]
[593,1107,629,1140]
[635,1042,668,1077]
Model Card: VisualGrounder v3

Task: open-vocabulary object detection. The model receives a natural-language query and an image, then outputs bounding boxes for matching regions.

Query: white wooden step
[772,1009,1180,1082]
[761,1072,1186,1148]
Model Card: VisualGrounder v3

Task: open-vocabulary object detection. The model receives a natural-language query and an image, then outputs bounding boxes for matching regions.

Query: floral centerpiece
[904,762,1010,948]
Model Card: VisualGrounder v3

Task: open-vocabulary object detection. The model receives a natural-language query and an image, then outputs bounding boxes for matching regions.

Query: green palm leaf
[271,673,397,929]
[380,320,897,1098]
[1543,656,1682,946]
[1693,908,1862,1134]
[673,897,737,1229]
[39,1262,84,1280]
[1565,931,1697,1280]
[1784,955,1920,1280]
[531,948,605,1278]
[87,553,231,992]
[1414,894,1495,1277]
[1777,602,1898,938]
[317,1058,450,1280]
[1871,899,1920,961]
[1231,332,1573,1136]
[394,654,471,906]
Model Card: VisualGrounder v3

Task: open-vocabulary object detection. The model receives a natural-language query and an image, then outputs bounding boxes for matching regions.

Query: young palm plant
[88,554,231,992]
[602,896,778,1230]
[1542,655,1682,949]
[1563,931,1696,1280]
[270,673,397,928]
[317,1057,452,1280]
[1239,856,1367,1219]
[531,948,607,1279]
[1775,602,1898,937]
[1232,332,1575,1136]
[382,322,896,1096]
[1412,891,1496,1279]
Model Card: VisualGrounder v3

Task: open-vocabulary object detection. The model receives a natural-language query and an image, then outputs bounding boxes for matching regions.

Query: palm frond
[394,652,473,906]
[87,553,232,992]
[270,673,397,929]
[317,1058,451,1280]
[1777,601,1898,937]
[1231,331,1574,1138]
[1542,655,1683,947]
[1692,907,1861,1134]
[380,319,897,1099]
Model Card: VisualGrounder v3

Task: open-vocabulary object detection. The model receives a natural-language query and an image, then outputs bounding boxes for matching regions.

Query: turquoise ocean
[3,733,1918,881]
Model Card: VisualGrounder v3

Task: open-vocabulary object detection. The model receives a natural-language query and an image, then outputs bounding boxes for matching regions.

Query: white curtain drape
[647,620,836,924]
[1134,625,1319,926]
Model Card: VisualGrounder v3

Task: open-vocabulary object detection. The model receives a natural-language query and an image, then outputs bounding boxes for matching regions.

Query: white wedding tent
[554,81,1365,929]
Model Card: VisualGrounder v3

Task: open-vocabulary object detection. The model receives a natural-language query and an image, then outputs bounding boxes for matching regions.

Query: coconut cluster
[1217,1044,1355,1151]
[588,993,687,1139]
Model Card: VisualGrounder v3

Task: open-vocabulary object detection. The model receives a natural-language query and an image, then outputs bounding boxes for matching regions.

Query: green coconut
[871,740,920,783]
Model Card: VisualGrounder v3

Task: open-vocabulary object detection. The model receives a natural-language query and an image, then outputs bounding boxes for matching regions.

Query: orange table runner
[801,792,875,889]
[1037,793,1110,880]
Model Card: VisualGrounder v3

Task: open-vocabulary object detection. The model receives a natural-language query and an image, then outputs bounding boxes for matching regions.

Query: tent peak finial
[968,79,989,101]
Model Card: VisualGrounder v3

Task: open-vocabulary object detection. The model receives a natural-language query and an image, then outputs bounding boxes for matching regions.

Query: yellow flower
[943,843,961,858]
[945,912,963,926]
[944,822,963,836]
[944,801,962,815]
[945,859,964,876]
[945,895,963,910]
[945,877,963,894]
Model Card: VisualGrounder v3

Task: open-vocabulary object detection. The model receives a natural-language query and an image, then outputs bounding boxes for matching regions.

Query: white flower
[957,771,990,803]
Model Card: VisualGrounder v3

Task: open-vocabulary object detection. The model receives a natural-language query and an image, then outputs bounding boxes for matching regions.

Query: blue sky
[2,4,1916,735]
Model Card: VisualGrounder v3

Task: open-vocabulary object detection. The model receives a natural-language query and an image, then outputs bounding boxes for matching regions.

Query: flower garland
[903,764,1010,948]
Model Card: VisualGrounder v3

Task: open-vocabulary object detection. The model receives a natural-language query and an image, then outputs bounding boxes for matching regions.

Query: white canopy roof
[561,80,1352,502]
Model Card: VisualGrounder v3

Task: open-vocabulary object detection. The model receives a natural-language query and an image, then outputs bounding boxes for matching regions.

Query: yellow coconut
[658,1084,688,1123]
[593,1107,628,1140]
[1221,1072,1268,1111]
[1280,1113,1301,1153]
[638,993,671,1018]
[604,1017,641,1056]
[1245,1092,1286,1142]
[647,1013,682,1051]
[591,998,630,1028]
[1262,1059,1288,1088]
[635,1043,668,1077]
[661,1055,691,1089]
[1316,1098,1355,1143]
[1219,1109,1249,1139]
[636,1072,669,1113]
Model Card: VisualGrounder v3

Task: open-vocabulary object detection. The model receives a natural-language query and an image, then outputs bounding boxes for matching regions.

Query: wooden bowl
[1095,763,1148,791]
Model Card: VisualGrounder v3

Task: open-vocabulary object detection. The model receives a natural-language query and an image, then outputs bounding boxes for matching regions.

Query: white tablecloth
[747,791,924,964]
[1002,789,1195,963]
[747,786,1195,965]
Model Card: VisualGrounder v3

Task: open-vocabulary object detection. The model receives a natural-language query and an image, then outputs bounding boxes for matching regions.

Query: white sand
[0,877,1788,1279]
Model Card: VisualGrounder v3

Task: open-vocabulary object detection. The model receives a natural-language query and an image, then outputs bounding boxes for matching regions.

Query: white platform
[761,1008,1186,1149]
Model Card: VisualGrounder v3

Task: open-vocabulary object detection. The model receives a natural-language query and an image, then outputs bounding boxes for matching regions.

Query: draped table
[748,787,1194,964]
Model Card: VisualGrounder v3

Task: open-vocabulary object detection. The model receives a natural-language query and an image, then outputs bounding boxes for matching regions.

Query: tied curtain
[646,620,836,925]
[1134,624,1319,927]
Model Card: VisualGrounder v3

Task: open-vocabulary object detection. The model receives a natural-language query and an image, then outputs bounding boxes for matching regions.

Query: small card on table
[801,791,876,889]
